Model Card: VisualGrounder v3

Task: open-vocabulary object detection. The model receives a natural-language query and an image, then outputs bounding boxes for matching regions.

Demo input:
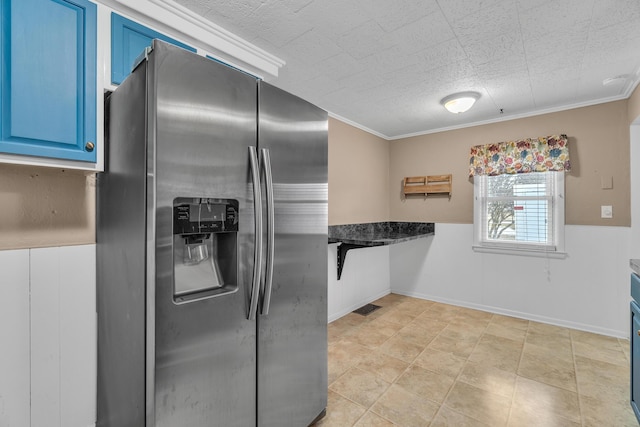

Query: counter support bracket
[336,243,366,280]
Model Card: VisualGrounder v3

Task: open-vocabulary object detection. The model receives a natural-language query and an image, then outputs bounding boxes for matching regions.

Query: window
[473,171,565,256]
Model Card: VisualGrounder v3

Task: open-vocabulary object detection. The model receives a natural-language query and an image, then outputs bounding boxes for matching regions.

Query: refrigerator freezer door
[149,41,258,427]
[257,82,328,427]
[97,59,149,427]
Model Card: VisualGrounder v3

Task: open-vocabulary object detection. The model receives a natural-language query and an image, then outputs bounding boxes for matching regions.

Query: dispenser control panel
[173,198,239,235]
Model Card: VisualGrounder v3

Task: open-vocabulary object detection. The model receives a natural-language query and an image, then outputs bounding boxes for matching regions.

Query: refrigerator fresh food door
[149,41,259,427]
[257,81,329,427]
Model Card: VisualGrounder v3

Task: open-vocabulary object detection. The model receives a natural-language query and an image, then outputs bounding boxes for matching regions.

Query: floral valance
[469,134,570,177]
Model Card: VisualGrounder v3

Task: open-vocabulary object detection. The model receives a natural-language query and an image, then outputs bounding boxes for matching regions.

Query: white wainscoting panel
[631,124,640,257]
[31,245,97,427]
[0,245,96,427]
[390,224,631,338]
[0,249,30,427]
[328,244,390,322]
[30,248,62,426]
[58,246,96,427]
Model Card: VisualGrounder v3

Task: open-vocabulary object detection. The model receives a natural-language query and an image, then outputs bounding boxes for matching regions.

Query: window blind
[480,172,556,250]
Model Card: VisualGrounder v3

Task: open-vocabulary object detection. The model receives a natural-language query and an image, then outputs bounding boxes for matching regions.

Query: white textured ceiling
[175,0,640,139]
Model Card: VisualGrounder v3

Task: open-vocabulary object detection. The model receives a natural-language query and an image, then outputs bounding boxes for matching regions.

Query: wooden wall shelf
[403,175,452,197]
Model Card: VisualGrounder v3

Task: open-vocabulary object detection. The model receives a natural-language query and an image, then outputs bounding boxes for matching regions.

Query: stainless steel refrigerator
[96,40,328,427]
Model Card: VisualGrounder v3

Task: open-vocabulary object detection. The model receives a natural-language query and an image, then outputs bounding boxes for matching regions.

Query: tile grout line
[328,295,636,426]
[353,300,465,425]
[330,298,427,426]
[392,304,452,423]
[327,335,380,425]
[428,309,494,425]
[506,318,532,426]
[358,302,432,425]
[570,332,586,427]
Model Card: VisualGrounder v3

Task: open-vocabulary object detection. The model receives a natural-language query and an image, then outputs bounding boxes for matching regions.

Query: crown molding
[389,94,632,140]
[624,64,640,99]
[328,112,390,140]
[330,92,636,141]
[99,0,284,77]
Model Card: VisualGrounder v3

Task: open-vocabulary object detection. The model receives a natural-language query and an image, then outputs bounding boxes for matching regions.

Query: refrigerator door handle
[248,146,263,320]
[260,148,275,315]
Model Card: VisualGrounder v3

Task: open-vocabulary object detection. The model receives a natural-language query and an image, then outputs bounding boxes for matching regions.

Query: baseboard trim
[392,290,628,339]
[328,289,391,323]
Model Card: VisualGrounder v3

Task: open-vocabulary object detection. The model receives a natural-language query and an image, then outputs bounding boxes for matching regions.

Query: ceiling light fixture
[441,91,480,114]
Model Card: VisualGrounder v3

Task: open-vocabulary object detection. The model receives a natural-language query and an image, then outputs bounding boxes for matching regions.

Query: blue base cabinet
[0,0,97,163]
[631,273,640,422]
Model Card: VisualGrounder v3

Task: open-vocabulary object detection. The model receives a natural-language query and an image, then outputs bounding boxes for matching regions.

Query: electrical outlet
[601,205,613,219]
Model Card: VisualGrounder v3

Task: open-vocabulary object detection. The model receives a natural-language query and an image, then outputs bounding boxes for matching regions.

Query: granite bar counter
[328,222,435,279]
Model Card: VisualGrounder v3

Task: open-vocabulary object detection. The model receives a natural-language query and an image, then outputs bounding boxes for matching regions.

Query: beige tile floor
[318,293,638,427]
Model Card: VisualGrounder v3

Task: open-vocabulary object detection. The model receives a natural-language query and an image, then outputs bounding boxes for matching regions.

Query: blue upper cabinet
[0,0,97,163]
[111,13,196,85]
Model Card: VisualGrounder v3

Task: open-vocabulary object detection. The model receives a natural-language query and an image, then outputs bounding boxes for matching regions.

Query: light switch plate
[601,205,613,218]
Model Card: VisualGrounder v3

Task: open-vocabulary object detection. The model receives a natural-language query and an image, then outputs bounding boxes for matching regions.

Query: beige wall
[328,117,390,225]
[390,100,631,226]
[0,116,386,249]
[0,98,634,250]
[630,84,640,124]
[0,165,95,250]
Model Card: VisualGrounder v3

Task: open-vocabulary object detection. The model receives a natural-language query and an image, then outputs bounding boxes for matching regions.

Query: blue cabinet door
[631,300,640,422]
[0,0,97,162]
[111,13,196,85]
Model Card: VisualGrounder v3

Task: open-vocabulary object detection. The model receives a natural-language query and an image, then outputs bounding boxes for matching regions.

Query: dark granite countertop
[328,222,435,246]
[631,259,640,276]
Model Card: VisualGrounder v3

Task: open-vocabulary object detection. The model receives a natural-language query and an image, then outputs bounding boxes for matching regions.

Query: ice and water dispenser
[173,197,238,303]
